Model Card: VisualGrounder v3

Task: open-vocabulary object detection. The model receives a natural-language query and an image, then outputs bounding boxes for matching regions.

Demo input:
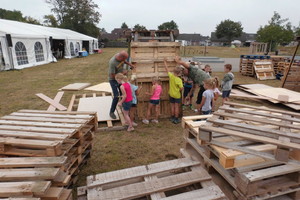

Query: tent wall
[0,36,11,70]
[11,37,53,69]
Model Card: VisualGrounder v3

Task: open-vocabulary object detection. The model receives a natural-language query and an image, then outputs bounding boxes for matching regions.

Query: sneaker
[173,118,181,124]
[142,119,149,124]
[132,122,138,127]
[109,112,117,119]
[151,119,159,124]
[127,127,135,132]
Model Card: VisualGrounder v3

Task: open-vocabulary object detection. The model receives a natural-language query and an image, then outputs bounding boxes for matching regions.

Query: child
[129,75,142,126]
[204,64,212,76]
[164,58,183,124]
[212,76,221,111]
[115,73,134,132]
[198,78,215,115]
[221,64,234,104]
[142,77,162,124]
[182,76,194,110]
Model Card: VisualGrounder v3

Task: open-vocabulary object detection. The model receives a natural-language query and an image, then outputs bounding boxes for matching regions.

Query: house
[210,32,257,46]
[100,28,131,41]
[176,34,209,46]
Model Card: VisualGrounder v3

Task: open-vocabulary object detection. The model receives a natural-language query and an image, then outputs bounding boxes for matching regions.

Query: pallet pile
[77,157,228,200]
[239,55,271,77]
[231,83,300,111]
[0,109,98,199]
[182,102,300,200]
[131,41,181,119]
[271,56,286,74]
[281,61,300,92]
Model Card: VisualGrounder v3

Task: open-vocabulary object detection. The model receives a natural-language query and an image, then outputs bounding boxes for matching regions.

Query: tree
[215,19,243,44]
[158,20,178,30]
[0,8,24,21]
[46,0,101,37]
[294,23,300,36]
[257,12,294,51]
[121,22,128,29]
[24,16,41,25]
[43,15,58,27]
[133,24,147,31]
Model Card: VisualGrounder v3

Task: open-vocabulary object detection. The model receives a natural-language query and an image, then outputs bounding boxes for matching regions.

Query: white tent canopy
[0,19,98,70]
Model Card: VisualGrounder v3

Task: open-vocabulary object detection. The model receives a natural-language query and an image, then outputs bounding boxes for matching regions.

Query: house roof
[177,34,208,42]
[210,32,257,42]
[0,18,97,40]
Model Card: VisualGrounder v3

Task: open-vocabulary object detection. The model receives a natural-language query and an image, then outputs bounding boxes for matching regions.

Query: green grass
[0,47,285,193]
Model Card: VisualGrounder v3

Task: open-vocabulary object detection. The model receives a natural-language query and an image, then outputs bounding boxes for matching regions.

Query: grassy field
[0,47,284,193]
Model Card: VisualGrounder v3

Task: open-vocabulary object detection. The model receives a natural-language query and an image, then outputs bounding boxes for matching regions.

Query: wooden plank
[131,42,181,47]
[251,88,300,102]
[0,181,51,197]
[160,186,227,200]
[0,168,60,181]
[84,82,112,93]
[0,130,68,140]
[39,187,64,199]
[10,112,92,120]
[87,158,201,188]
[47,92,64,111]
[0,157,67,168]
[1,115,87,124]
[0,125,75,134]
[0,137,61,148]
[35,93,67,111]
[18,109,96,116]
[0,120,82,129]
[77,96,119,122]
[67,94,76,111]
[88,170,211,200]
[59,83,91,91]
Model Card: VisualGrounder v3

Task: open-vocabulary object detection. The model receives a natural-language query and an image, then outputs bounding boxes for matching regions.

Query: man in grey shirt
[108,51,135,119]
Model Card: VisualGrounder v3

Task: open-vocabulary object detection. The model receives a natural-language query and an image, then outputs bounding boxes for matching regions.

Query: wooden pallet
[182,102,300,200]
[0,110,97,199]
[282,63,300,92]
[78,158,228,200]
[68,92,126,130]
[253,61,275,80]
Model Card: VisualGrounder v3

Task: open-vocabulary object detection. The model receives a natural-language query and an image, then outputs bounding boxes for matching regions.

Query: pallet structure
[182,102,300,200]
[68,92,126,131]
[131,41,181,119]
[77,158,228,200]
[132,30,176,42]
[281,61,300,92]
[239,55,271,77]
[271,56,286,74]
[253,61,275,80]
[0,110,98,199]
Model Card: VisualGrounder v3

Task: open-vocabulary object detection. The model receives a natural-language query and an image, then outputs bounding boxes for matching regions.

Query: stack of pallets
[282,61,300,92]
[182,102,300,200]
[271,56,285,74]
[253,60,275,80]
[239,55,271,77]
[77,158,228,200]
[131,41,182,119]
[0,109,98,199]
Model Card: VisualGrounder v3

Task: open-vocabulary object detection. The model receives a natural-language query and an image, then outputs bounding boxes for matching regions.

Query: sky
[1,0,300,36]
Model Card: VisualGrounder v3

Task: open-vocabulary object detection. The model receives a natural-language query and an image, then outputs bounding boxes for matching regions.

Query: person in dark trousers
[108,51,135,119]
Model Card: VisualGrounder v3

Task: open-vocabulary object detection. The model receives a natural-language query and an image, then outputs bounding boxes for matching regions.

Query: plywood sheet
[84,82,112,93]
[59,83,91,91]
[77,97,119,122]
[251,88,300,103]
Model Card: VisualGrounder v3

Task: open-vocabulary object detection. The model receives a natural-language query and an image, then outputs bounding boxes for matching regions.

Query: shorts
[122,101,132,111]
[202,110,212,115]
[222,90,231,98]
[131,104,137,107]
[150,99,160,105]
[170,96,181,104]
[183,87,194,98]
[196,85,205,104]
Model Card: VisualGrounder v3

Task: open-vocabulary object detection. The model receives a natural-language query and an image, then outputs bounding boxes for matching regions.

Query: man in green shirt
[108,51,135,119]
[175,56,210,112]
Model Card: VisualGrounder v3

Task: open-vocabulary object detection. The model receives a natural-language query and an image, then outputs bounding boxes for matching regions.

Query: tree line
[120,20,179,31]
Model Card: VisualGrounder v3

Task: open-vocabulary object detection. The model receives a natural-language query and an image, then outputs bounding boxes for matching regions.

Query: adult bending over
[174,56,210,112]
[108,51,135,119]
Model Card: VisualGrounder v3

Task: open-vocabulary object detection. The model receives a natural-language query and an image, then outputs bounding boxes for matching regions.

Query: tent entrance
[82,41,89,52]
[52,39,65,59]
[0,41,4,70]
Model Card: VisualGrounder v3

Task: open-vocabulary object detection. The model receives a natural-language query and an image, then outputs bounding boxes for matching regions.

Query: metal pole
[281,36,300,88]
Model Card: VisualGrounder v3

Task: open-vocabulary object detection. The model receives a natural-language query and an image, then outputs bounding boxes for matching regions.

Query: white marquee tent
[0,19,98,70]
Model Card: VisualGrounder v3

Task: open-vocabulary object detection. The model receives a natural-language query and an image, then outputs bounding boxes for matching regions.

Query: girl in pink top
[142,77,162,124]
[116,73,134,132]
